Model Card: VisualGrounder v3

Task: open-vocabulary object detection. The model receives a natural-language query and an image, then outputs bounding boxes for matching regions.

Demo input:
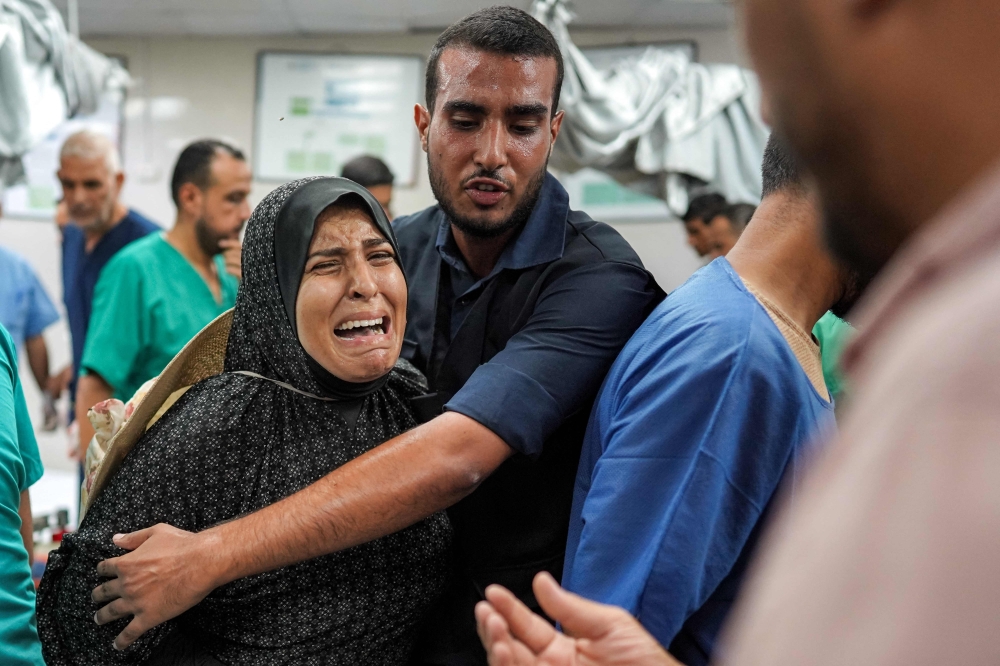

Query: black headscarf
[37,177,451,666]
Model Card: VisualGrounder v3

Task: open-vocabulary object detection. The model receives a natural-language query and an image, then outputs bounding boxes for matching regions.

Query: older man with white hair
[57,130,158,459]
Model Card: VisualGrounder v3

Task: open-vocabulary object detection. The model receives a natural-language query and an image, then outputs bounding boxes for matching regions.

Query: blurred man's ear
[177,182,205,217]
[114,171,125,192]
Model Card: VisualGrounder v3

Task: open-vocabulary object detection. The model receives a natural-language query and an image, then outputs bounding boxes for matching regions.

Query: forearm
[18,490,32,566]
[204,411,511,587]
[24,336,49,392]
[75,374,113,457]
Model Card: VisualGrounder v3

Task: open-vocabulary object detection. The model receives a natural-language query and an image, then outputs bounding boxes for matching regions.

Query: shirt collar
[843,159,1000,376]
[436,172,569,278]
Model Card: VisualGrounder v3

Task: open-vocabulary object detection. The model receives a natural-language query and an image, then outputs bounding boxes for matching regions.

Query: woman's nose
[348,262,379,299]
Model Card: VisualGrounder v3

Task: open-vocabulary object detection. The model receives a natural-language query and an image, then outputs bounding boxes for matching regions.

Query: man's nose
[474,120,509,173]
[239,199,252,222]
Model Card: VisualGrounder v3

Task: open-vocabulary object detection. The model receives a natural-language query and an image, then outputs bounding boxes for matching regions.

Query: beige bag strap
[231,371,337,402]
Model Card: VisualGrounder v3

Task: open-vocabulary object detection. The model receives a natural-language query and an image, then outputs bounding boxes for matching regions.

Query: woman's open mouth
[334,315,391,341]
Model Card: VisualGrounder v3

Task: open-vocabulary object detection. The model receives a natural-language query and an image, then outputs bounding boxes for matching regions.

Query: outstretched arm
[93,411,512,649]
[475,572,682,666]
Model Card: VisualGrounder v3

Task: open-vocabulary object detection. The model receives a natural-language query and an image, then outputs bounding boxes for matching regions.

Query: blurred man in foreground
[58,131,159,419]
[341,154,395,219]
[478,0,1000,664]
[74,140,250,455]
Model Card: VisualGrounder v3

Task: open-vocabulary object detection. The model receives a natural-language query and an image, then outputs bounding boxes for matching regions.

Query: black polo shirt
[395,173,663,457]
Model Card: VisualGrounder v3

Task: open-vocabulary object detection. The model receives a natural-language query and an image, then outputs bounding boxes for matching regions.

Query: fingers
[114,617,153,651]
[112,526,157,551]
[94,598,132,625]
[91,576,123,604]
[485,583,557,654]
[218,239,241,249]
[533,571,616,639]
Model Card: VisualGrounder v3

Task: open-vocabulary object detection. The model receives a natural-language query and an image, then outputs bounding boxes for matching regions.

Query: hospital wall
[0,26,744,484]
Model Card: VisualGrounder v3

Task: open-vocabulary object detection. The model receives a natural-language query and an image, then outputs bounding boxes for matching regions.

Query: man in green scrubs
[0,324,46,666]
[74,140,251,452]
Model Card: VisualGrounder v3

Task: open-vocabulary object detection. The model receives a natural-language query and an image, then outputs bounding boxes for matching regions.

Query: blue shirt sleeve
[0,328,45,665]
[22,268,59,340]
[564,305,812,647]
[445,261,657,457]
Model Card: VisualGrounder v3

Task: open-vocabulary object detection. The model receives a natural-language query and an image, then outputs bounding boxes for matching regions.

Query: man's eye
[452,119,478,130]
[512,124,538,135]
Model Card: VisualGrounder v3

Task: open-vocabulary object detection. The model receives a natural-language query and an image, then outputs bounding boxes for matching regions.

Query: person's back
[563,136,862,665]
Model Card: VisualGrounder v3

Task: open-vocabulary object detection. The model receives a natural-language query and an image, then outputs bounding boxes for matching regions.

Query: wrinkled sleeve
[80,256,144,395]
[13,381,43,490]
[565,312,805,648]
[445,261,658,457]
[0,333,45,665]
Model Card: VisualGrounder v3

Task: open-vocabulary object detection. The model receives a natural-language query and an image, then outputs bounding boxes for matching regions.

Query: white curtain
[532,0,769,214]
[0,0,129,188]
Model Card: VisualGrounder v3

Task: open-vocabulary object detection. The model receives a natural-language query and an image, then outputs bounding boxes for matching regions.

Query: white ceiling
[50,0,733,37]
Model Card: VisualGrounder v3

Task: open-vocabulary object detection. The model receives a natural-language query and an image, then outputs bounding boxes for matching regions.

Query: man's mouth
[464,178,510,207]
[334,316,390,340]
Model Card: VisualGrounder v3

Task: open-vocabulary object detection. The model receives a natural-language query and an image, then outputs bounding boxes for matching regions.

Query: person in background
[341,154,395,219]
[0,323,46,666]
[0,207,65,430]
[58,130,159,427]
[73,140,250,457]
[812,311,852,405]
[714,202,755,256]
[681,193,729,259]
[561,136,862,666]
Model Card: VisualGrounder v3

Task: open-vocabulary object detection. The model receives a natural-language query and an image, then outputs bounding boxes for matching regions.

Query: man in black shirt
[91,7,663,664]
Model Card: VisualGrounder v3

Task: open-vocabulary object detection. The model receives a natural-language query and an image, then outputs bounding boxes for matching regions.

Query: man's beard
[194,217,228,256]
[429,156,547,239]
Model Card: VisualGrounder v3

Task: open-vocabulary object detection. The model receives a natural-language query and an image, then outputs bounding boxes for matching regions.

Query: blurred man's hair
[426,6,564,116]
[341,155,394,189]
[683,193,728,224]
[761,134,805,197]
[726,203,757,232]
[171,139,245,206]
[60,130,121,174]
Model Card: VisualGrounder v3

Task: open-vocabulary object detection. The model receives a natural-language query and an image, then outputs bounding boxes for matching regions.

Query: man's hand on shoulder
[92,524,225,650]
[476,572,682,666]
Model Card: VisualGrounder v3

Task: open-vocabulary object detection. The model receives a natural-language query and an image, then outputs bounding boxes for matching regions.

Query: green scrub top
[813,311,855,403]
[0,325,45,665]
[81,233,239,401]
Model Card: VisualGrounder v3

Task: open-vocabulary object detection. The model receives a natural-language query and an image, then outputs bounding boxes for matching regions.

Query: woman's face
[296,203,406,383]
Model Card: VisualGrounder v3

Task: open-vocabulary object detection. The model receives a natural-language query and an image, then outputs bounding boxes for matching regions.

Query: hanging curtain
[0,0,129,188]
[532,0,770,214]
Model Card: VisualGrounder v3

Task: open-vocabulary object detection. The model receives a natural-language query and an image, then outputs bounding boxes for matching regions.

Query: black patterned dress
[36,178,452,665]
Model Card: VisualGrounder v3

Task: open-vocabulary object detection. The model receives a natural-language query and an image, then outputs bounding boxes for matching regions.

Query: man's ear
[414,104,431,153]
[549,110,565,156]
[177,181,204,218]
[114,171,125,191]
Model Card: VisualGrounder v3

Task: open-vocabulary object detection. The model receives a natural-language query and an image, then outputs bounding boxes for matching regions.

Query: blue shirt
[61,209,159,393]
[563,259,835,666]
[0,325,45,665]
[394,173,662,456]
[0,246,60,351]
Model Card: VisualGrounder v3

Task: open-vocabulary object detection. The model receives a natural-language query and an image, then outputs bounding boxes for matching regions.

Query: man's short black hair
[726,203,757,232]
[171,139,245,206]
[683,193,728,224]
[761,133,805,197]
[341,155,394,188]
[425,6,564,116]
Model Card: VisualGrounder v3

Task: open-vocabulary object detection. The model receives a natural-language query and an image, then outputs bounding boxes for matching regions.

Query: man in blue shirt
[90,9,662,662]
[57,130,158,411]
[562,136,866,666]
[0,238,63,424]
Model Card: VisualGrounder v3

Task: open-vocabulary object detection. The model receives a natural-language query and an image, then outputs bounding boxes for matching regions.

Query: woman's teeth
[335,317,385,337]
[337,317,384,331]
